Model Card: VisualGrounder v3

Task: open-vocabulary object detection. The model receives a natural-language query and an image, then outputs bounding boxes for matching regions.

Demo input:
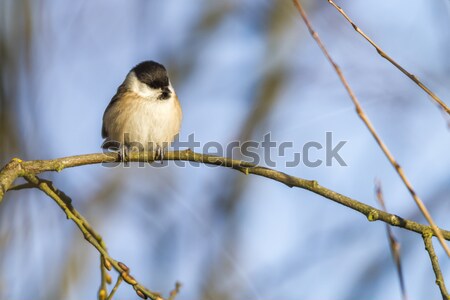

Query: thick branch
[1,150,449,240]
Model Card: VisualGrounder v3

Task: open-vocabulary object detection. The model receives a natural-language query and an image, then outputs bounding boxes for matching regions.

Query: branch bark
[1,151,449,239]
[423,230,450,300]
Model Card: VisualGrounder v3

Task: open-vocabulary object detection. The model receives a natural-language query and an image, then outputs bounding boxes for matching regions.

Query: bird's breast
[104,92,182,149]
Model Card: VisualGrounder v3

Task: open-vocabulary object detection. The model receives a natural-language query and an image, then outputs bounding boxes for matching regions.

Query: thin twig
[8,183,35,191]
[423,230,450,300]
[327,0,450,115]
[168,282,182,300]
[375,181,408,300]
[106,276,123,300]
[22,174,163,300]
[292,0,450,257]
[99,256,109,300]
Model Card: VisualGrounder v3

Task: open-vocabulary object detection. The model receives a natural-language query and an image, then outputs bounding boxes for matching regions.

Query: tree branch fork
[0,150,449,299]
[1,150,449,238]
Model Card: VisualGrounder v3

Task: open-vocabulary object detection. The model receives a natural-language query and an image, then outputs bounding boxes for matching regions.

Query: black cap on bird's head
[132,61,169,89]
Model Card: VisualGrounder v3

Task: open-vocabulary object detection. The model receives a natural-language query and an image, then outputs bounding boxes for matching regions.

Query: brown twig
[423,230,450,300]
[99,256,110,300]
[8,182,35,191]
[292,0,450,257]
[106,276,123,300]
[375,181,408,300]
[1,151,450,298]
[21,174,163,300]
[168,282,182,300]
[327,0,450,115]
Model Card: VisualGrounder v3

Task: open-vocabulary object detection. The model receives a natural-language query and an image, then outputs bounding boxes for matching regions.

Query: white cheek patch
[127,72,161,99]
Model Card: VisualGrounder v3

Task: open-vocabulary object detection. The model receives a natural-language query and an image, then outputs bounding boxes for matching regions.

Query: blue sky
[1,0,450,299]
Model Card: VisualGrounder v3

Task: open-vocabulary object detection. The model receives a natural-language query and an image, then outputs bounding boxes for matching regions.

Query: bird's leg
[153,146,159,162]
[118,147,123,162]
[155,145,164,164]
[159,146,164,164]
[120,143,130,167]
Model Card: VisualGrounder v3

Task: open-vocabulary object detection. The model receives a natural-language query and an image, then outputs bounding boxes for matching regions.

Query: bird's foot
[119,145,130,167]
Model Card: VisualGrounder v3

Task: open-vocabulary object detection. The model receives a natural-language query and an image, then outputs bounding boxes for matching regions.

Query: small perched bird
[102,61,182,161]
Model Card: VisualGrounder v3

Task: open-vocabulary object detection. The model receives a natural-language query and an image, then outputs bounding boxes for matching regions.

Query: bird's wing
[102,84,127,138]
[101,120,108,138]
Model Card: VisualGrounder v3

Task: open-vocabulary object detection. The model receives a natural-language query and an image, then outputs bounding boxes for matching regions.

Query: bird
[101,60,182,162]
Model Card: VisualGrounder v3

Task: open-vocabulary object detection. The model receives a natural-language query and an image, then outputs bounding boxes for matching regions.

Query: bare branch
[168,282,182,300]
[423,231,450,300]
[106,276,123,300]
[327,0,450,115]
[21,173,163,300]
[99,255,110,300]
[291,0,450,257]
[8,182,35,191]
[0,151,449,240]
[375,181,408,300]
[2,150,450,297]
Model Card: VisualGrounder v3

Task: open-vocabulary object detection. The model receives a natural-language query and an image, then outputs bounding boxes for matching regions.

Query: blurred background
[1,0,450,299]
